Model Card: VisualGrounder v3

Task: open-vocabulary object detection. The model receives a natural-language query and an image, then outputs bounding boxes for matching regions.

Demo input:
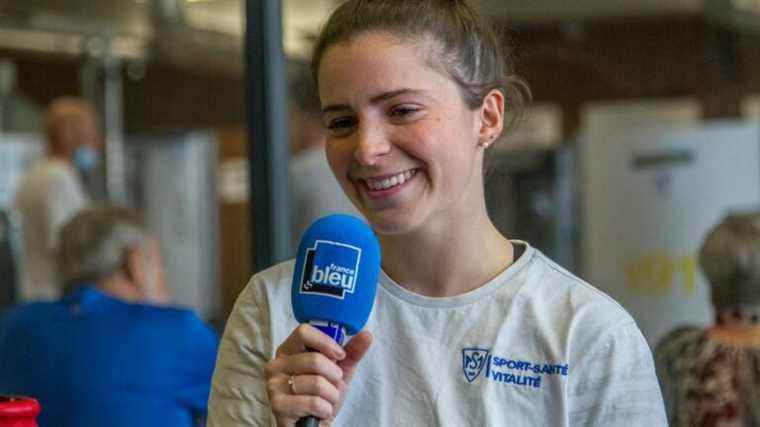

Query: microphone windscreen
[291,214,381,335]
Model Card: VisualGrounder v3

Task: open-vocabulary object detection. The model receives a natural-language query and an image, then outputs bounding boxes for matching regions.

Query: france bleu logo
[462,348,490,383]
[300,240,361,299]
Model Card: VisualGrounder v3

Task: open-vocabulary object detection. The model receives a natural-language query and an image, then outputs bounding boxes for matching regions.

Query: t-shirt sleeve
[567,321,667,426]
[44,171,88,250]
[207,276,275,427]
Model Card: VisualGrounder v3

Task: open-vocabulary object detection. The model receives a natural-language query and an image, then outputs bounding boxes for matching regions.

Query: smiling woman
[319,33,499,239]
[208,1,667,426]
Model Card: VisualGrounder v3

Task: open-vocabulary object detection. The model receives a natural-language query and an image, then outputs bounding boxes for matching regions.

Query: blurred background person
[656,212,760,426]
[0,205,219,427]
[288,60,359,252]
[12,97,102,302]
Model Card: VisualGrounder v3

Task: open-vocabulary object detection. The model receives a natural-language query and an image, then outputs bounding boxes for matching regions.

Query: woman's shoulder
[250,259,297,285]
[238,259,296,307]
[509,247,651,361]
[521,248,635,327]
[221,260,298,347]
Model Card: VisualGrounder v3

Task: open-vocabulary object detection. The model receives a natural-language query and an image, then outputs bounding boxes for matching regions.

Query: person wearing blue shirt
[0,205,219,427]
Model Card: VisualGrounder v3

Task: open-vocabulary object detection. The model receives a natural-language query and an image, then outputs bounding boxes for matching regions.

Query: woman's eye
[389,106,420,118]
[327,117,356,131]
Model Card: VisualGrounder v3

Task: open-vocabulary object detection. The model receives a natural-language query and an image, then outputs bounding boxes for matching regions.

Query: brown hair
[311,0,531,131]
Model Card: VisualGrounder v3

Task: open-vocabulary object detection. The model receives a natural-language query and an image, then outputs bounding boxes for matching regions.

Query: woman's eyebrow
[368,88,426,104]
[321,88,429,114]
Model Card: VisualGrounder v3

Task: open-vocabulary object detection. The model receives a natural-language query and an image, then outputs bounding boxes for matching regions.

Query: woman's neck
[379,213,513,297]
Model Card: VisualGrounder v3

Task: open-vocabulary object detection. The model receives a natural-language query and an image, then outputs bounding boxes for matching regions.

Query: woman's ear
[477,89,505,148]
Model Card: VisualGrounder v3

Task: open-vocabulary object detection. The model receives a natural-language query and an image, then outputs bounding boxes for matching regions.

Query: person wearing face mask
[12,97,102,302]
[0,205,219,427]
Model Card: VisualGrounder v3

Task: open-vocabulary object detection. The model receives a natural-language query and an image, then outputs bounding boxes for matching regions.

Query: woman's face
[318,33,499,236]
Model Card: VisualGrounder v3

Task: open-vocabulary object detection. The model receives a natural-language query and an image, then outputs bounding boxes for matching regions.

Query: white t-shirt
[209,243,667,426]
[13,158,88,301]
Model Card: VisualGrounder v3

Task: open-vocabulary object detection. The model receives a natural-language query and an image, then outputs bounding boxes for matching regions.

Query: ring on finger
[288,375,297,394]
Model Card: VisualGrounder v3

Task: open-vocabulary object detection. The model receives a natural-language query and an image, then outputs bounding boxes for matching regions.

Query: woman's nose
[353,123,390,166]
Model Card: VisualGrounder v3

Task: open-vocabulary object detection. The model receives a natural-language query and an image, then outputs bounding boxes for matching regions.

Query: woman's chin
[363,210,423,237]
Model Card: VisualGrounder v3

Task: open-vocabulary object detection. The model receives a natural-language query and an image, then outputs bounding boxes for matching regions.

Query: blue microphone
[291,214,381,427]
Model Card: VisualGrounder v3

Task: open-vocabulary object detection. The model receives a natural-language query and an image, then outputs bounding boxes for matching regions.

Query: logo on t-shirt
[462,348,491,382]
[462,348,569,388]
[300,240,360,299]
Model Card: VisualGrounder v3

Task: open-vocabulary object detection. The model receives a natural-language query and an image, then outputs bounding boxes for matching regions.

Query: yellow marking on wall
[624,252,697,296]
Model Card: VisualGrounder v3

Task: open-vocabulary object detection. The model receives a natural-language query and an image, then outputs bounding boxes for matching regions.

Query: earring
[480,135,495,148]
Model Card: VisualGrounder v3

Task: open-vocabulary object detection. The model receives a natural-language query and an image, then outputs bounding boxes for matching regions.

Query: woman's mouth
[363,169,417,191]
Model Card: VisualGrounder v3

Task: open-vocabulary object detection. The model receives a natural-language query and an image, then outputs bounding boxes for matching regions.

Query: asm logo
[462,348,490,383]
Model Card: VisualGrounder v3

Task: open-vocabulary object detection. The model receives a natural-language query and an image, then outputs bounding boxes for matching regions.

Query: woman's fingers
[270,393,334,421]
[276,323,347,360]
[270,374,342,405]
[266,326,373,424]
[266,373,341,422]
[339,330,373,383]
[266,351,344,384]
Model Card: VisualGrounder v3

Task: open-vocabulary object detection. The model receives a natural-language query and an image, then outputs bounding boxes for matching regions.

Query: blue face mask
[72,146,100,174]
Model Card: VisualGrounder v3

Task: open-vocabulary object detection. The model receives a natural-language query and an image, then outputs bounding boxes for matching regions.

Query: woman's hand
[265,324,373,426]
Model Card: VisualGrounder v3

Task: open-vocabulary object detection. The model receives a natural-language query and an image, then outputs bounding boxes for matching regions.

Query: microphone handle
[296,415,320,427]
[294,321,347,427]
[296,347,321,427]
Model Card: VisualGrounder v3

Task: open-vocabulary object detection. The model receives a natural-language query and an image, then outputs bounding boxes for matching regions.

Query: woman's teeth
[366,170,416,191]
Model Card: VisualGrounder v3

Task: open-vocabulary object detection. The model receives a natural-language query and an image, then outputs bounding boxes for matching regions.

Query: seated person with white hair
[656,212,760,426]
[0,205,219,427]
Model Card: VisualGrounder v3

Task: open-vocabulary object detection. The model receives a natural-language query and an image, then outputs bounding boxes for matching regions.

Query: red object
[0,396,40,427]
